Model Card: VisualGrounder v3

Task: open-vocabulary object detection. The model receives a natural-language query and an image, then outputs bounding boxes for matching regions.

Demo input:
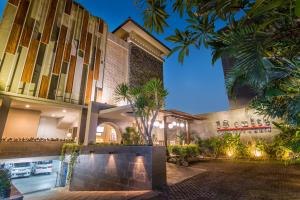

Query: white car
[7,162,31,178]
[32,160,53,175]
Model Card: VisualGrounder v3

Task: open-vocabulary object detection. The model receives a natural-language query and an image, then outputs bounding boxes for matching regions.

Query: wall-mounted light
[62,109,67,113]
[66,132,72,138]
[168,124,173,129]
[25,104,30,108]
[154,121,160,127]
[180,123,185,128]
[136,153,141,157]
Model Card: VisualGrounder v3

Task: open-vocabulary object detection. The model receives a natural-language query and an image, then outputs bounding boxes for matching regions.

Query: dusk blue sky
[0,0,229,114]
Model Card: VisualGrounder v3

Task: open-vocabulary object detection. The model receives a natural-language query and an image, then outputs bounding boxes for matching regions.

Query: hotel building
[0,0,171,146]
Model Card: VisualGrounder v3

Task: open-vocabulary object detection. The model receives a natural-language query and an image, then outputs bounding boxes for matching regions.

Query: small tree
[114,78,168,145]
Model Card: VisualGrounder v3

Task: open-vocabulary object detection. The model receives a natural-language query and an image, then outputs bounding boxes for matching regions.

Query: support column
[185,120,190,144]
[83,102,113,145]
[0,97,11,139]
[77,107,87,144]
[163,116,167,147]
[84,102,99,145]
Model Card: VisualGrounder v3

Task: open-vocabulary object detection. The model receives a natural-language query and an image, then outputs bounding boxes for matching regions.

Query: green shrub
[0,168,11,198]
[122,127,142,145]
[168,144,200,159]
[196,136,223,158]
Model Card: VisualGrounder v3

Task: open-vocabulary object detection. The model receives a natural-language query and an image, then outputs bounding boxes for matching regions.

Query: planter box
[0,141,65,159]
[69,146,166,191]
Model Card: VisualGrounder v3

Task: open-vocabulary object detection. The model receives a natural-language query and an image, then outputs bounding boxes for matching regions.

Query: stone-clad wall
[128,44,163,87]
[69,146,166,191]
[102,33,129,105]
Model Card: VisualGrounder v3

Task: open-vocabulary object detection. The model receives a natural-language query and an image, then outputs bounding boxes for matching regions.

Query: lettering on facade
[215,118,272,134]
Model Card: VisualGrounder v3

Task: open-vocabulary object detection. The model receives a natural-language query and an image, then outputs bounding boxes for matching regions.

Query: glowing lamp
[180,123,185,128]
[154,121,160,127]
[255,149,262,157]
[168,124,173,129]
[159,123,164,129]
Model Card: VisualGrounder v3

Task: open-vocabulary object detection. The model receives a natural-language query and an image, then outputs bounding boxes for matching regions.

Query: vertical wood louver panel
[20,17,35,47]
[38,75,49,98]
[94,48,101,80]
[98,19,104,34]
[85,67,93,104]
[53,25,68,74]
[8,0,20,6]
[66,55,76,93]
[63,43,71,62]
[21,39,40,83]
[64,0,72,15]
[5,0,30,54]
[41,0,58,44]
[79,10,89,51]
[84,33,92,64]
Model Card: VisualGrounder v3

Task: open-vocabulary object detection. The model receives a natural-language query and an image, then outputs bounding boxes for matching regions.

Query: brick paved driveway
[152,160,300,200]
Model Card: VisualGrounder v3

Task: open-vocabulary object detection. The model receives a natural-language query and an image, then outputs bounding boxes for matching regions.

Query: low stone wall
[0,141,64,159]
[69,146,166,191]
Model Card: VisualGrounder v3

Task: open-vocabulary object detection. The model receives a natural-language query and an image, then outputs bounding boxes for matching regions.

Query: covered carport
[0,156,65,195]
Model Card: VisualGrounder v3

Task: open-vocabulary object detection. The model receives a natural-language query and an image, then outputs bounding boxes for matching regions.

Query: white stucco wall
[191,108,280,142]
[37,117,69,139]
[102,33,129,105]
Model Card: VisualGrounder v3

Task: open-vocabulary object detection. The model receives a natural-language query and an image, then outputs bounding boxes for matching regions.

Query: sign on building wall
[216,118,272,134]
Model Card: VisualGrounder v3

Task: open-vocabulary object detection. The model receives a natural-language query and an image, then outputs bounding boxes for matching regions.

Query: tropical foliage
[114,78,168,145]
[168,144,200,166]
[122,127,143,145]
[137,0,300,126]
[0,168,11,198]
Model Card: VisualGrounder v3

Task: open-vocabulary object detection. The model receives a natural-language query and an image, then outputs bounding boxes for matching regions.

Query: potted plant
[0,168,11,198]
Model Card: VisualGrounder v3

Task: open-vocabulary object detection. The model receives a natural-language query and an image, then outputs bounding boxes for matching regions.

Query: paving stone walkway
[24,163,204,200]
[150,160,300,200]
[24,160,300,200]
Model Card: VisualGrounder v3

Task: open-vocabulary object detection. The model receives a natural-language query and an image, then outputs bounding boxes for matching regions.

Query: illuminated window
[96,126,104,136]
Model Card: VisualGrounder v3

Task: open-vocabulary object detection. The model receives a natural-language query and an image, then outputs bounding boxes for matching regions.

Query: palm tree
[114,79,168,145]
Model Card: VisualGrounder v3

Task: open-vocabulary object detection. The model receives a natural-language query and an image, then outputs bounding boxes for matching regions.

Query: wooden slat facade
[41,0,59,44]
[21,39,40,83]
[98,19,104,34]
[20,18,35,47]
[63,42,71,62]
[53,25,68,74]
[65,55,76,93]
[8,0,20,6]
[64,0,72,15]
[84,33,92,64]
[0,0,107,106]
[38,75,50,98]
[94,48,101,80]
[79,10,89,51]
[5,23,22,54]
[85,68,93,104]
[5,0,30,54]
